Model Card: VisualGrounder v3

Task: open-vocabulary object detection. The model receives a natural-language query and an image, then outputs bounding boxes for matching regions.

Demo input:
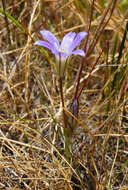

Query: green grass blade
[111,21,128,90]
[111,33,118,73]
[0,8,49,58]
[117,21,128,65]
[0,8,26,33]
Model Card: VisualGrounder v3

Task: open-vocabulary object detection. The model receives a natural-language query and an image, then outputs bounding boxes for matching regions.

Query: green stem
[58,54,71,162]
[59,77,67,129]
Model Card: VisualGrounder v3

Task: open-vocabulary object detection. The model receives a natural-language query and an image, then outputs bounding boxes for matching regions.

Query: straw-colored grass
[0,0,128,189]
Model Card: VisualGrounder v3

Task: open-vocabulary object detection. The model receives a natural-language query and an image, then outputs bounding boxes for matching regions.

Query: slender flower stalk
[72,0,95,119]
[58,53,67,129]
[34,30,87,77]
[34,29,87,161]
[34,29,87,127]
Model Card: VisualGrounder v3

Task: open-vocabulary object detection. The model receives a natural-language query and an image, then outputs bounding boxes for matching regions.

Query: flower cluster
[34,30,87,77]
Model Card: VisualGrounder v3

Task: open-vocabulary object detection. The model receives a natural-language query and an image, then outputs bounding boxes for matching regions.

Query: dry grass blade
[0,0,128,189]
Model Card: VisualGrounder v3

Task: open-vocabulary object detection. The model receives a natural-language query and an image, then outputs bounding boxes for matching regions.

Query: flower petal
[72,49,85,57]
[40,30,59,49]
[60,32,76,52]
[70,32,88,51]
[34,40,59,54]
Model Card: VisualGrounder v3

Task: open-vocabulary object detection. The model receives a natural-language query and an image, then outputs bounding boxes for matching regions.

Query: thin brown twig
[87,0,117,56]
[73,0,95,102]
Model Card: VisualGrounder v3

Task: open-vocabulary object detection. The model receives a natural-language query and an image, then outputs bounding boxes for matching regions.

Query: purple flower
[34,30,87,76]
